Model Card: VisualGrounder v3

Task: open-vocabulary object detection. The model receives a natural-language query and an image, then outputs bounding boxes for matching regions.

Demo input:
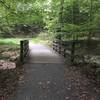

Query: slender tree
[59,0,64,28]
[88,0,93,41]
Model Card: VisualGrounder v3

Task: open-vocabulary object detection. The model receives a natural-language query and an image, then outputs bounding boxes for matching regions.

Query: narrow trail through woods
[11,44,69,100]
[10,43,100,100]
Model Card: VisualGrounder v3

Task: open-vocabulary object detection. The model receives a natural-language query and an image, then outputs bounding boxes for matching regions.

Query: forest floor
[64,65,100,100]
[0,39,20,99]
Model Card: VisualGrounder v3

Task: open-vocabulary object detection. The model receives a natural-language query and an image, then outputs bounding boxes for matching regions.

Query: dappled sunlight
[30,44,58,57]
[29,43,64,63]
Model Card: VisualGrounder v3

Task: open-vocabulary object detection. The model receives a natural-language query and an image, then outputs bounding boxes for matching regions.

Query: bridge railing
[53,40,75,63]
[53,40,100,63]
[20,40,29,63]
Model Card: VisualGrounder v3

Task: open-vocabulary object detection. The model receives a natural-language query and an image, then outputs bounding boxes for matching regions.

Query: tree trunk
[59,0,64,24]
[88,0,93,41]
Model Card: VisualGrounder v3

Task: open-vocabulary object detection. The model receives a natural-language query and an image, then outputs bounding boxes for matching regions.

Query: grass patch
[30,37,49,44]
[0,38,47,45]
[0,38,21,61]
[0,38,22,46]
[30,32,53,45]
[0,33,52,46]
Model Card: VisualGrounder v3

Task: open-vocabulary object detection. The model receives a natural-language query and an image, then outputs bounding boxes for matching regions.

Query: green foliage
[0,38,21,45]
[44,0,100,40]
[0,0,45,35]
[0,0,100,38]
[62,24,80,32]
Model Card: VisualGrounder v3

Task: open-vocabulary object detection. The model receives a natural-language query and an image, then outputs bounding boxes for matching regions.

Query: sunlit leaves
[0,0,45,34]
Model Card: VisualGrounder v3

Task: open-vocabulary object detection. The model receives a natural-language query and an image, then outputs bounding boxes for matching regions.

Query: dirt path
[10,44,100,100]
[11,44,71,100]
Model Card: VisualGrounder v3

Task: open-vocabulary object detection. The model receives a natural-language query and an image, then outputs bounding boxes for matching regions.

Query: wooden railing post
[59,41,61,54]
[71,41,75,63]
[20,40,29,63]
[53,41,55,50]
[63,48,66,57]
[20,41,24,63]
